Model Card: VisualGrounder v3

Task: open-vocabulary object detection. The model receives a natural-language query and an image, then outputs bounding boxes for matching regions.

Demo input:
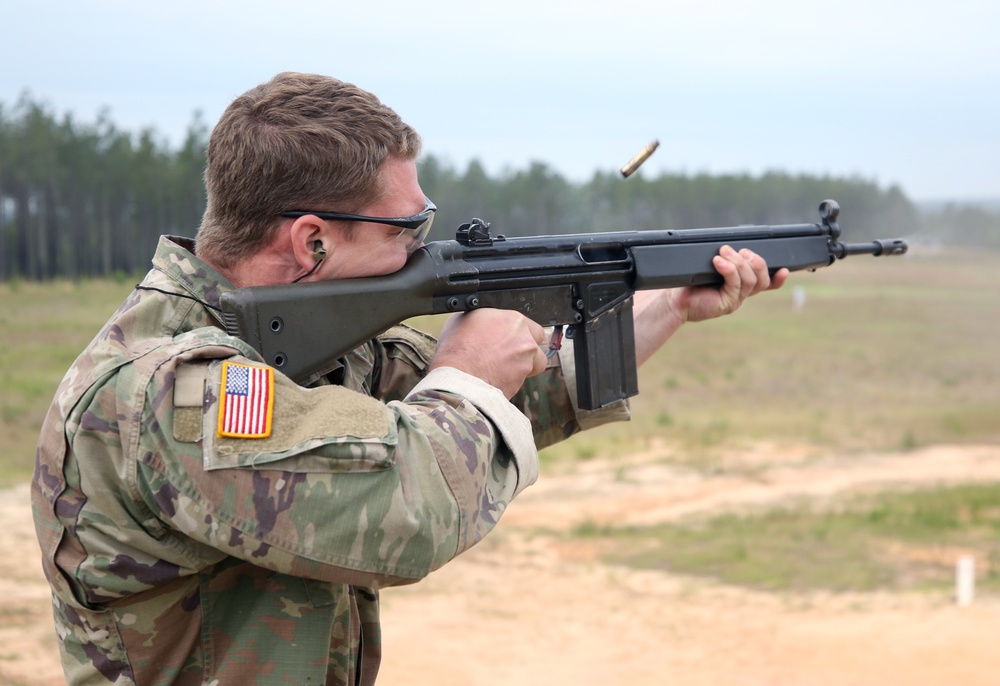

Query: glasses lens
[397,212,434,252]
[396,200,435,251]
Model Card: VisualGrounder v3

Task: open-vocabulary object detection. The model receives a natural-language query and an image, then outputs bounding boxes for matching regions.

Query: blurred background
[2,2,999,684]
[2,0,998,279]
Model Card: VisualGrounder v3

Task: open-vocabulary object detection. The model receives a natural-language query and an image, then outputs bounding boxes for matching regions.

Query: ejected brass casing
[620,140,660,178]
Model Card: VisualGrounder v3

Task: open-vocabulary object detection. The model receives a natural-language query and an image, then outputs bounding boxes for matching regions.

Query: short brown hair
[196,72,421,268]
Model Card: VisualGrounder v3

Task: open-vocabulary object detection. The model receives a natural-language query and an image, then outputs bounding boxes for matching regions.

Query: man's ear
[288,215,334,270]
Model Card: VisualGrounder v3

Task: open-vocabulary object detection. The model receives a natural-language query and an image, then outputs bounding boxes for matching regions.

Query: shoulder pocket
[201,359,397,473]
[377,323,437,369]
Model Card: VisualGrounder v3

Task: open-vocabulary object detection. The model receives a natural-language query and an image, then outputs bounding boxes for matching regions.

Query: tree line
[0,94,207,280]
[1,94,996,280]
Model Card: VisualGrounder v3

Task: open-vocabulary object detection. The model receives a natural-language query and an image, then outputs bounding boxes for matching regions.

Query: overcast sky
[3,0,998,203]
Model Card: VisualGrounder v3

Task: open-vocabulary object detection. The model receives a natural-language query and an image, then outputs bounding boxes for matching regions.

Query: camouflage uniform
[32,236,629,685]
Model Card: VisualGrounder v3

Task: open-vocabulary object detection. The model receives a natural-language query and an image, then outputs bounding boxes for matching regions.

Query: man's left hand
[632,246,789,367]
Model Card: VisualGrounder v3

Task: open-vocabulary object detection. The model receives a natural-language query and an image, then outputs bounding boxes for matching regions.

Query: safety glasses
[281,197,436,251]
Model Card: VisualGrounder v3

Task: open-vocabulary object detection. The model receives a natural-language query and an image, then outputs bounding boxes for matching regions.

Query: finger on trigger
[531,346,548,376]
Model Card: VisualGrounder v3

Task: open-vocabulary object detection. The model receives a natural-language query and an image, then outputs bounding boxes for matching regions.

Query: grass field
[2,247,998,486]
[572,481,1000,595]
[2,247,999,594]
[0,277,136,486]
[542,245,1000,463]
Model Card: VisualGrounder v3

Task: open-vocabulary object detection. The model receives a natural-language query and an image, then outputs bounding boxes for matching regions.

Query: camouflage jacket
[32,236,629,686]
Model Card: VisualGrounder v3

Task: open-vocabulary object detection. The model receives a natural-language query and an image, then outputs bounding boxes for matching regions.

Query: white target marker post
[956,555,975,607]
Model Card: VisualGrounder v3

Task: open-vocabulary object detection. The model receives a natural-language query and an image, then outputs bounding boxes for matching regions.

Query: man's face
[321,157,429,280]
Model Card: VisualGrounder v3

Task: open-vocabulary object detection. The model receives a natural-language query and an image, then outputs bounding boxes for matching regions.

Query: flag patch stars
[218,361,274,438]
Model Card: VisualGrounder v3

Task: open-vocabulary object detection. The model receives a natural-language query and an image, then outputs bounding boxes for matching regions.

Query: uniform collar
[151,235,235,325]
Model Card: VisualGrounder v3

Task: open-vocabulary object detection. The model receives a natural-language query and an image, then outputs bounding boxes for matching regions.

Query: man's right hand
[428,310,548,399]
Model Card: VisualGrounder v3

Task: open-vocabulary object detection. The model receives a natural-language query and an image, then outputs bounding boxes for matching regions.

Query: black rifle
[220,200,907,410]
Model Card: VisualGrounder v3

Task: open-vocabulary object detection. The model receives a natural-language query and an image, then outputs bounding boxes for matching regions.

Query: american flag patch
[217,361,274,438]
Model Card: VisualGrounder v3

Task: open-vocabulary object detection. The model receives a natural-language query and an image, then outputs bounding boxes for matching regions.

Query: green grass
[5,249,1000,599]
[0,279,135,485]
[575,482,1000,595]
[539,247,1000,463]
[2,248,999,485]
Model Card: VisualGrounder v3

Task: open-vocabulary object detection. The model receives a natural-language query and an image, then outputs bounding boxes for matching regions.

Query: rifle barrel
[835,239,909,258]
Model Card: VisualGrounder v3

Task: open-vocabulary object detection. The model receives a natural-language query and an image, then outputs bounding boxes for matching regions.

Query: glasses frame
[280,197,436,249]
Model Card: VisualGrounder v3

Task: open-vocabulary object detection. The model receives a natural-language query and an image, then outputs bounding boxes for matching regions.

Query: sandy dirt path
[4,444,1000,685]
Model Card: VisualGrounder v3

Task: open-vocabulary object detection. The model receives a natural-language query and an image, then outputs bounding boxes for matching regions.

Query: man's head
[196,72,422,269]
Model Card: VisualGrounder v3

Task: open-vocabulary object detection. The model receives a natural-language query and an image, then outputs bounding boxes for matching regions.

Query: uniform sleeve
[134,352,535,589]
[511,334,632,449]
[374,324,631,450]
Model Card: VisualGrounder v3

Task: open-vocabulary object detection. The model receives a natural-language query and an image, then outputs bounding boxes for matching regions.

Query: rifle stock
[220,200,907,409]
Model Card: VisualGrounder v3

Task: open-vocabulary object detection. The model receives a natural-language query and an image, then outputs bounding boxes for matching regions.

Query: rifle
[219,200,907,410]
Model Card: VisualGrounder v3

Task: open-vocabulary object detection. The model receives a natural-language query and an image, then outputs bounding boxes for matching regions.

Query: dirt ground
[4,443,1000,686]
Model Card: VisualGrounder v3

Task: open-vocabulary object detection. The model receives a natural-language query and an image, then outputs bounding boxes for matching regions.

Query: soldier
[32,72,787,685]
